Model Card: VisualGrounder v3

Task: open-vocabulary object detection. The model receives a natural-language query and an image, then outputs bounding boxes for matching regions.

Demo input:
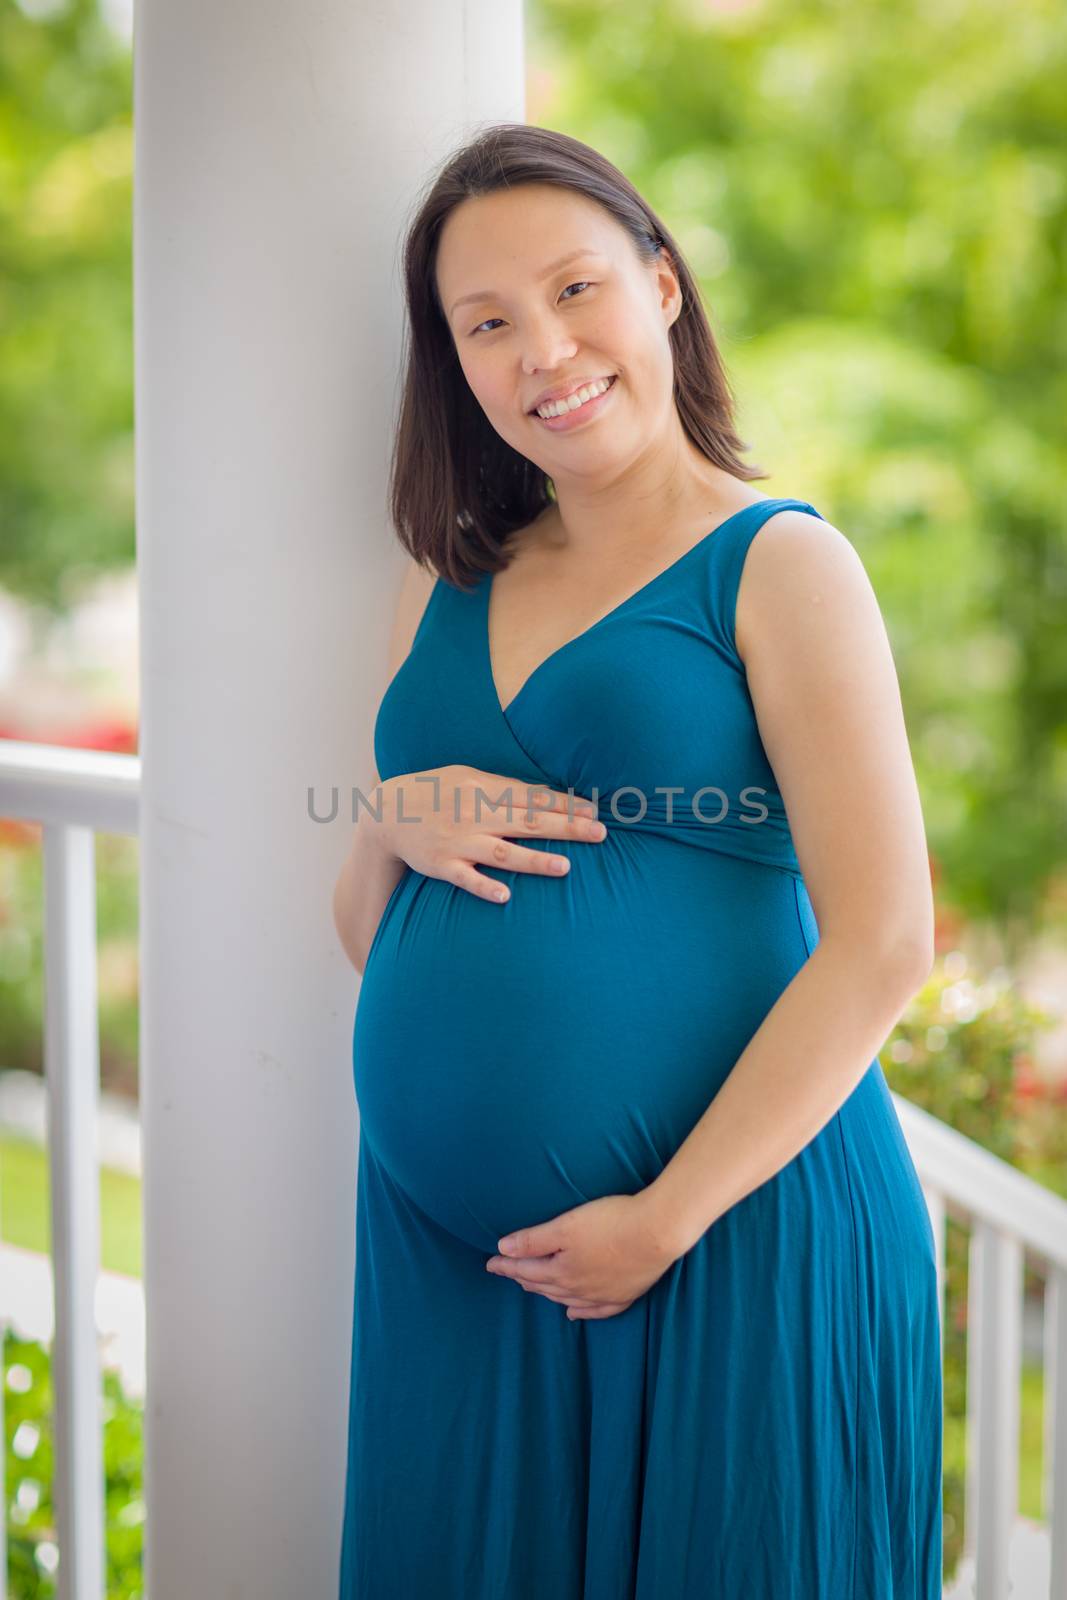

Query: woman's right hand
[369,764,607,904]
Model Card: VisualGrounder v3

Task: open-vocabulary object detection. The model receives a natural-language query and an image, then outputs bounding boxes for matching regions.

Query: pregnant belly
[353,835,810,1254]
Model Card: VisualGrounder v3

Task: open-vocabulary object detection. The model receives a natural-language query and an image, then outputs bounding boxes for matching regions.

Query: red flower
[1013,1055,1040,1101]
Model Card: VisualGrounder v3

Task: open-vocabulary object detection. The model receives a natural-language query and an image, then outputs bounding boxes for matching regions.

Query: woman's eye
[469,281,594,337]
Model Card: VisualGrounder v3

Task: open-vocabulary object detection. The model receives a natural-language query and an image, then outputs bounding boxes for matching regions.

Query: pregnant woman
[333,124,943,1598]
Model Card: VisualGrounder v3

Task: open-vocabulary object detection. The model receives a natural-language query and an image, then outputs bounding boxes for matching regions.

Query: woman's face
[434,184,682,478]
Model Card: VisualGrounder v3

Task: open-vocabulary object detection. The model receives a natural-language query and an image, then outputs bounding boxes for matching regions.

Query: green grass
[1019,1363,1046,1517]
[943,1361,1046,1522]
[1,1132,142,1278]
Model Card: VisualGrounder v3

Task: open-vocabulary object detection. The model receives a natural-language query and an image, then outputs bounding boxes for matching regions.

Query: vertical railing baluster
[42,821,106,1599]
[965,1220,1023,1600]
[1046,1263,1067,1600]
[922,1184,946,1350]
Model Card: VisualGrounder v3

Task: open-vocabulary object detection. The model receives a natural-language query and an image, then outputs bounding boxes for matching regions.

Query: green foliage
[3,0,1066,923]
[0,0,134,609]
[883,954,1064,1189]
[2,0,1066,922]
[3,1328,144,1599]
[0,830,139,1096]
[0,834,44,1075]
[529,0,1067,930]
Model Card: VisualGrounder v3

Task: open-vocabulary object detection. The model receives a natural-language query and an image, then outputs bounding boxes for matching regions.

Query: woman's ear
[655,247,683,327]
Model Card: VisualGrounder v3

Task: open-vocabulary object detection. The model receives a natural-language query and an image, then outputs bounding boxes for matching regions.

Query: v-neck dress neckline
[484,498,789,719]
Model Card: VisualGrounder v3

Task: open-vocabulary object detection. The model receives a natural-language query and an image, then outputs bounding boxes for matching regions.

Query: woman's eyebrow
[449,248,605,319]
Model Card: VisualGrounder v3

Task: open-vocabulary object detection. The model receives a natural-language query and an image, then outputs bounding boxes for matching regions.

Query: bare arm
[643,510,935,1254]
[332,558,438,975]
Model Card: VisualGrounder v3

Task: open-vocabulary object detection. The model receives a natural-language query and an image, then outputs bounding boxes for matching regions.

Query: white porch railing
[1,734,1065,1600]
[897,1094,1067,1599]
[1,738,138,1600]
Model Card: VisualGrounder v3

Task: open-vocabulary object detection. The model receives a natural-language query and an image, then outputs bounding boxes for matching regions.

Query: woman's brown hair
[389,122,767,590]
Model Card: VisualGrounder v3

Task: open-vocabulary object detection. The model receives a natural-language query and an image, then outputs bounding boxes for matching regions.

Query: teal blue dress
[338,497,943,1598]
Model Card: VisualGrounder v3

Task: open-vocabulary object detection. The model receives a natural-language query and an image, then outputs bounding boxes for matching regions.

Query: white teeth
[535,376,613,419]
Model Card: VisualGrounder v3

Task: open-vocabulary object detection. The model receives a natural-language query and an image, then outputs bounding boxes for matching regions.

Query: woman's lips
[530,375,618,432]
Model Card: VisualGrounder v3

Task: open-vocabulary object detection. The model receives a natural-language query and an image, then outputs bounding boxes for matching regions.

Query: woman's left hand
[485,1192,681,1320]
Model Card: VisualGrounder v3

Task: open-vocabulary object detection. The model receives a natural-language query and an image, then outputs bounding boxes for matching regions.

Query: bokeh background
[1,0,1065,1594]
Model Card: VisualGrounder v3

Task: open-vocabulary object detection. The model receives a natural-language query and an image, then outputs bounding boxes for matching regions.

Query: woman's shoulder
[733,507,868,664]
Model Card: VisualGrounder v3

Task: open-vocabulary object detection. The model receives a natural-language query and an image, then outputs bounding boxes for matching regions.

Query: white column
[133,3,524,1594]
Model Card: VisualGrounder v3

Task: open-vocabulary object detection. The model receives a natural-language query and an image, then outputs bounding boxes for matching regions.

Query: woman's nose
[523,329,578,373]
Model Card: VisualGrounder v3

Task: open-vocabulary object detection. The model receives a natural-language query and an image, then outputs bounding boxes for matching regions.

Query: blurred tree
[0,0,1064,930]
[0,0,133,608]
[528,0,1067,939]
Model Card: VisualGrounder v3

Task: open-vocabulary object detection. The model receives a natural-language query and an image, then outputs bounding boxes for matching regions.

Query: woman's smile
[530,373,619,431]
